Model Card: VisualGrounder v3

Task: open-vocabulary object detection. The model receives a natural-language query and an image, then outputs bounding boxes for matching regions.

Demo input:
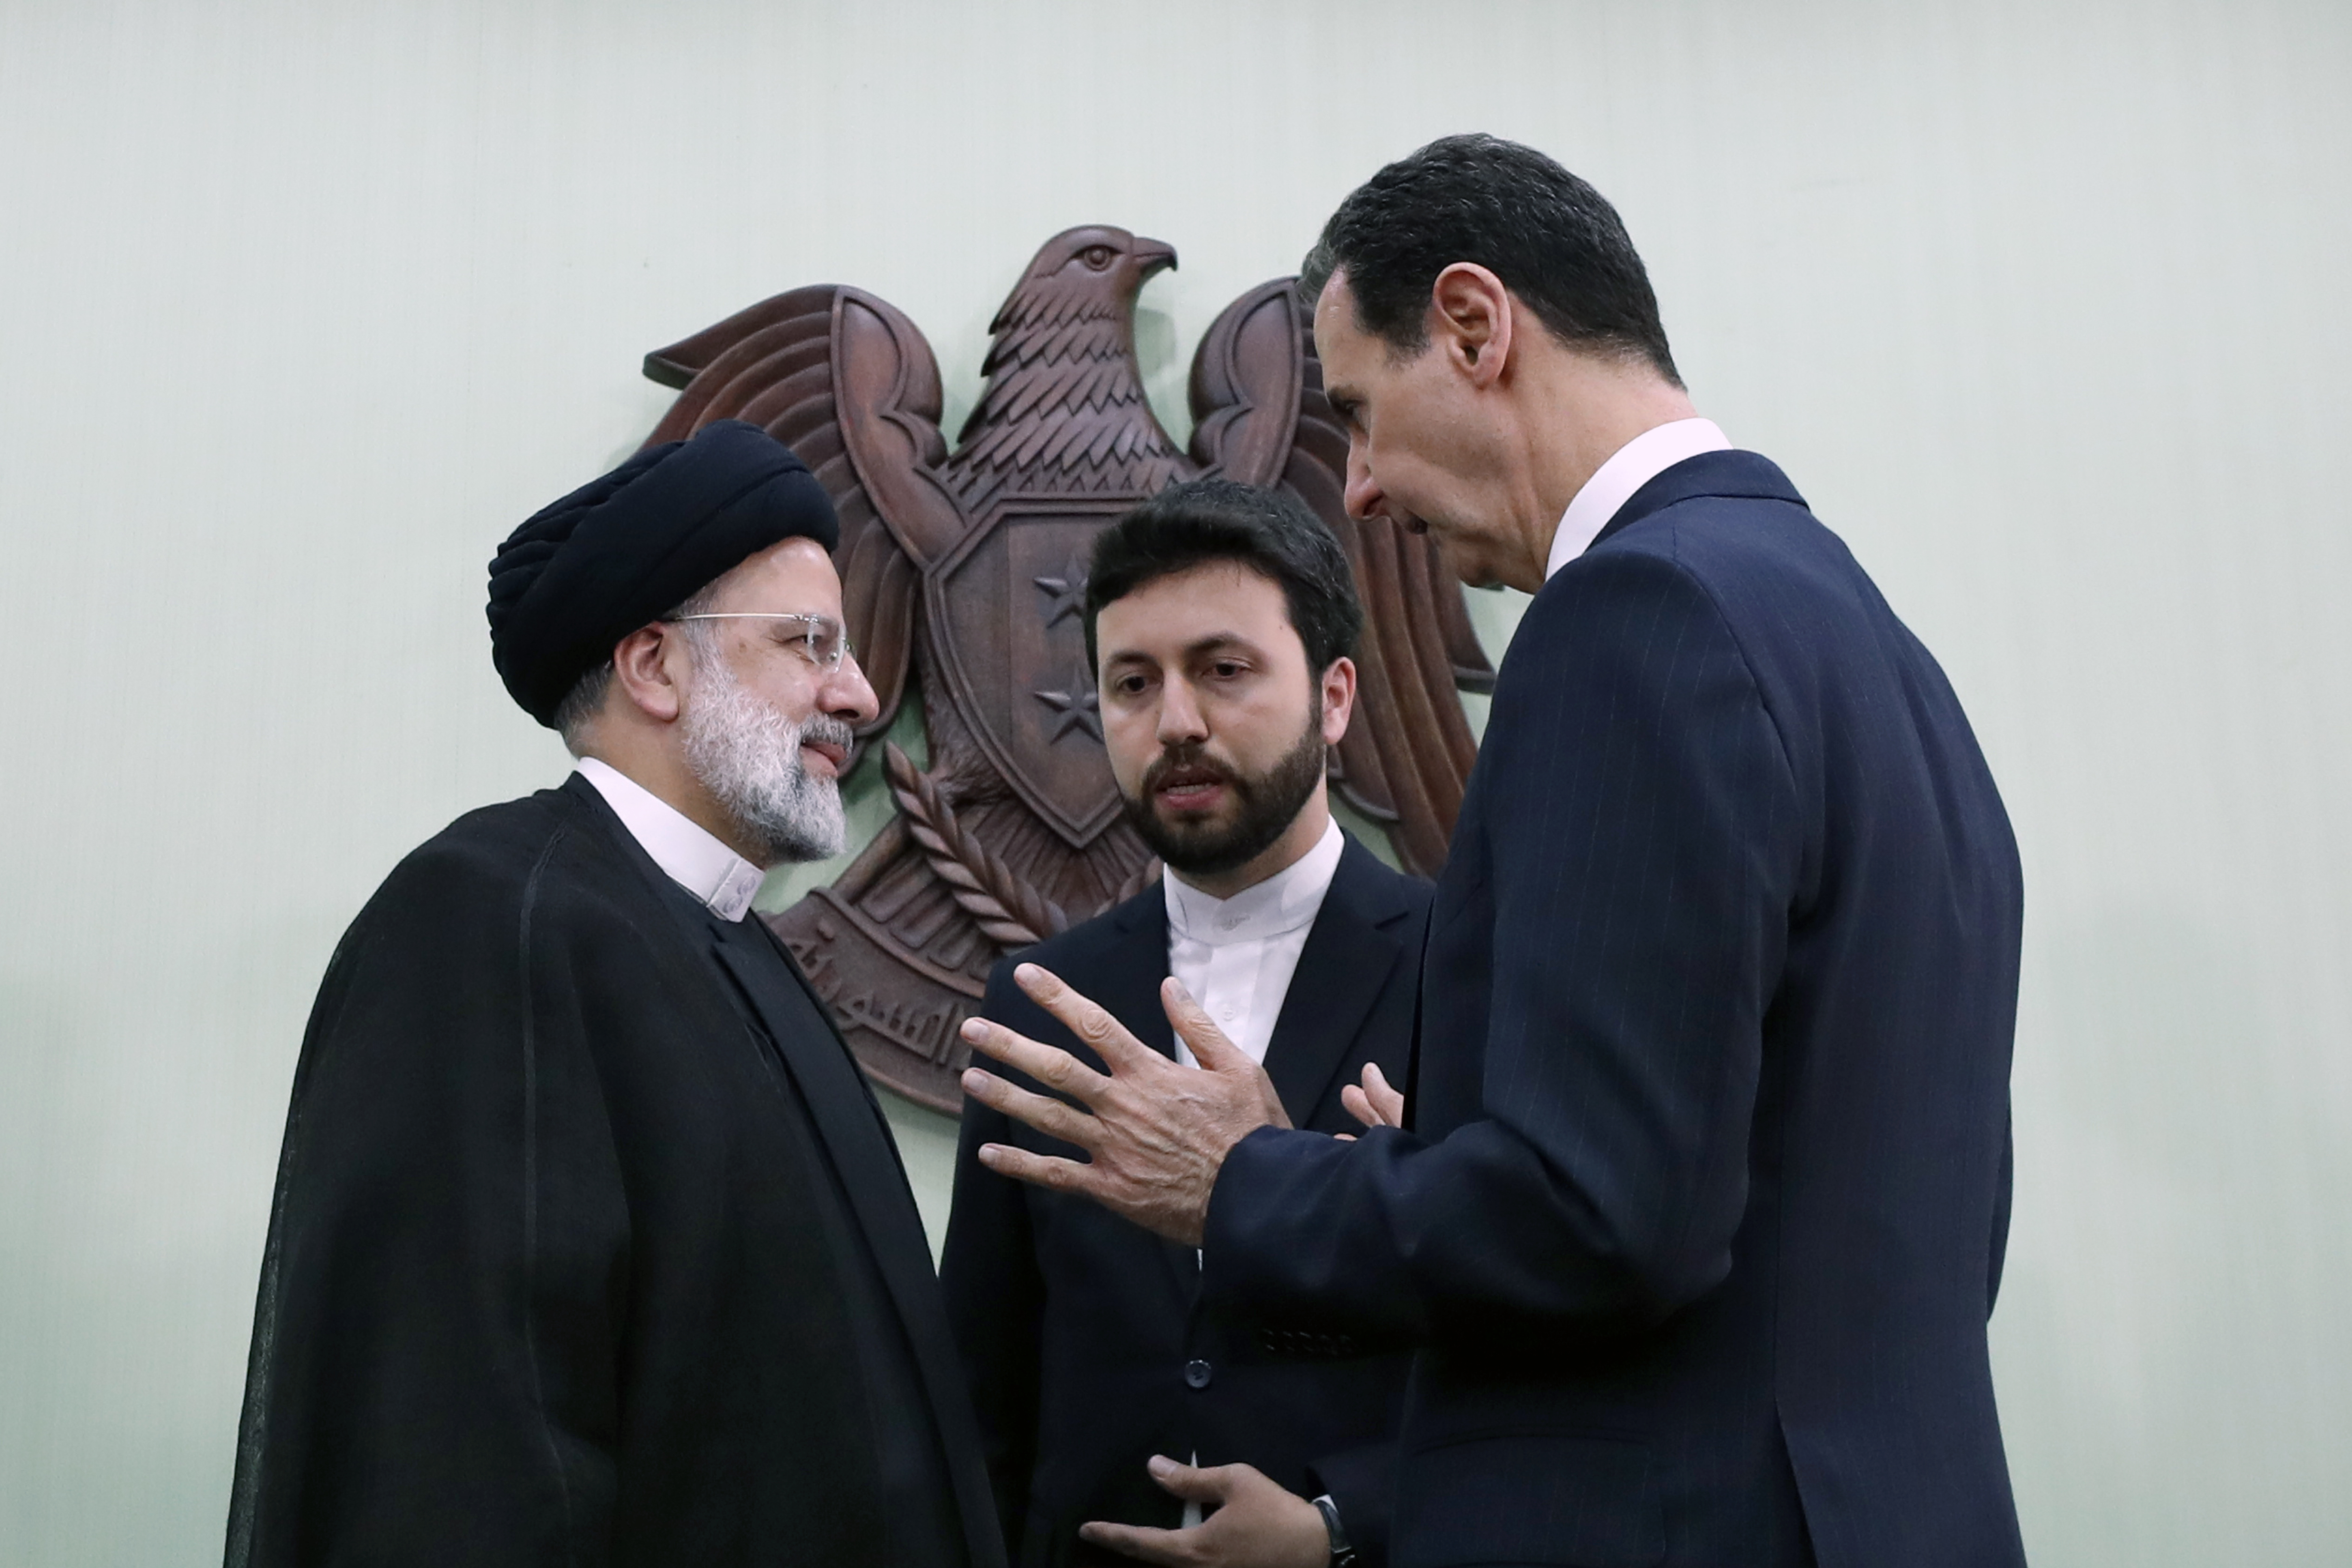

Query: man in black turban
[224,421,1006,1568]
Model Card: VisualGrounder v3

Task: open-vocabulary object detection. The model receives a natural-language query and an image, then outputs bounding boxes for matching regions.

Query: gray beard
[679,648,851,867]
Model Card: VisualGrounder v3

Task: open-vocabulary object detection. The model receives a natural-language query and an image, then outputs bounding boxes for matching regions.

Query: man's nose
[824,649,882,729]
[1343,441,1384,523]
[1157,677,1209,744]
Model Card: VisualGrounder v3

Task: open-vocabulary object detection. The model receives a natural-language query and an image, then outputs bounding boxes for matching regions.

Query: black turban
[486,420,839,727]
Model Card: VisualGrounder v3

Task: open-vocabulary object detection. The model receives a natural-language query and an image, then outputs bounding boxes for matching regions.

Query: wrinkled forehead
[707,535,843,614]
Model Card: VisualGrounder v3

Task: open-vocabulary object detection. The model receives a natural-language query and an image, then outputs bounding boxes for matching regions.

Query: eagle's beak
[1133,239,1177,277]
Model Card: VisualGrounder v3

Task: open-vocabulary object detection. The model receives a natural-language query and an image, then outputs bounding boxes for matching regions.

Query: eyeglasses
[663,612,855,673]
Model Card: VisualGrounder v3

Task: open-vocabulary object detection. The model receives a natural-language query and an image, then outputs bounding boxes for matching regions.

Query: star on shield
[1032,661,1102,744]
[1033,554,1090,625]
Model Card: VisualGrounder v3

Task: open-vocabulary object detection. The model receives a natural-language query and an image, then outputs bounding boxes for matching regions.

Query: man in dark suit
[943,480,1425,1568]
[958,135,2027,1568]
[227,422,1003,1568]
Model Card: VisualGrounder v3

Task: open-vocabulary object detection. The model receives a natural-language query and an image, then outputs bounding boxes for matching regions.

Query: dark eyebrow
[1100,631,1258,669]
[1182,632,1257,661]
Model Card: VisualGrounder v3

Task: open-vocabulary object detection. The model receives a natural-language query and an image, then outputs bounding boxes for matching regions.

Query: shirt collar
[575,756,767,922]
[1545,417,1733,579]
[1164,818,1345,946]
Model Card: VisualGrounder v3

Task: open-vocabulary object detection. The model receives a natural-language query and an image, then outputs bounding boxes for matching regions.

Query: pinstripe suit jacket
[1202,451,2026,1568]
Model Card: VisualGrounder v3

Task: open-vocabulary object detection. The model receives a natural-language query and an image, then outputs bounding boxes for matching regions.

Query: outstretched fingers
[972,1140,1102,1197]
[1012,963,1160,1072]
[1162,977,1292,1132]
[959,1059,1102,1151]
[1159,976,1250,1073]
[962,1013,1113,1105]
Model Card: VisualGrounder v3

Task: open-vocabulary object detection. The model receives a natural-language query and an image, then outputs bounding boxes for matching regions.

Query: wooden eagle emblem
[638,226,1492,1111]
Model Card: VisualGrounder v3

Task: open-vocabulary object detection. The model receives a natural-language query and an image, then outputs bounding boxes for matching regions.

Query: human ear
[611,623,688,724]
[1319,656,1357,745]
[1429,263,1513,388]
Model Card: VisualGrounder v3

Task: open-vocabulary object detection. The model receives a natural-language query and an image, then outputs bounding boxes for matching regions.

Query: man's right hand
[1078,1457,1330,1568]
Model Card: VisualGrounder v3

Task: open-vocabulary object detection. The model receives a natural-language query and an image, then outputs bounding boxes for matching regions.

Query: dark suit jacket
[942,834,1426,1568]
[1204,452,2027,1568]
[227,774,1004,1568]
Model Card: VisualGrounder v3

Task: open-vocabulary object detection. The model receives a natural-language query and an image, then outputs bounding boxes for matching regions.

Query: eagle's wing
[1188,279,1496,877]
[642,285,970,761]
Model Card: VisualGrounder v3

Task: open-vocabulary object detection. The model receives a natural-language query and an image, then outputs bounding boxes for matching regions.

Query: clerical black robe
[225,774,1003,1568]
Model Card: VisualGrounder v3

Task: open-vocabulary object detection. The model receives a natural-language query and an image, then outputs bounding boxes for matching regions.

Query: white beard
[679,646,851,866]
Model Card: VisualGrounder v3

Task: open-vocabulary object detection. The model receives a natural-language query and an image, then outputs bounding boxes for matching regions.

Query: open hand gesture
[959,963,1289,1246]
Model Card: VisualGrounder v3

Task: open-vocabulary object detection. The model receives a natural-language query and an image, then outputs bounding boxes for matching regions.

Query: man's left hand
[1079,1457,1330,1568]
[959,963,1289,1246]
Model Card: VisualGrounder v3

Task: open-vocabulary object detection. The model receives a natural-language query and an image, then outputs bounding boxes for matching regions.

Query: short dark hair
[1084,479,1363,676]
[1300,133,1681,385]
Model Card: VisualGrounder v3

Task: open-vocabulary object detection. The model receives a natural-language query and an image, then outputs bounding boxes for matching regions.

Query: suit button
[1184,1359,1213,1390]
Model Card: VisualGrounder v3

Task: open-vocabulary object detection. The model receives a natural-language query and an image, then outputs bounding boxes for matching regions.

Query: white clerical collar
[1164,818,1345,946]
[576,756,766,922]
[1545,417,1733,579]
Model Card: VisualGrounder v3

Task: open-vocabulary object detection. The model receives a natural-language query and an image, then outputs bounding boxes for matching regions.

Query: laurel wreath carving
[884,743,1071,949]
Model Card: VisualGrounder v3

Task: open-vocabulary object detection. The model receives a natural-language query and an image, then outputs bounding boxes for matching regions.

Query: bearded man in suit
[943,479,1422,1568]
[958,136,2027,1568]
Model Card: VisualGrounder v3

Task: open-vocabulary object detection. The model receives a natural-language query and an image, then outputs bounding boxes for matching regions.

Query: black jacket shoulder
[986,834,1430,999]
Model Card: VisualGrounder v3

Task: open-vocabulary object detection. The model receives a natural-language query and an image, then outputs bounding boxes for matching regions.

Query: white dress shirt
[1162,818,1346,1069]
[1545,416,1733,579]
[1163,816,1346,1520]
[576,756,767,922]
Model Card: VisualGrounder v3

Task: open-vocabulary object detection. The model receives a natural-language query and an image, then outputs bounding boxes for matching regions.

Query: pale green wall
[3,2,2347,1562]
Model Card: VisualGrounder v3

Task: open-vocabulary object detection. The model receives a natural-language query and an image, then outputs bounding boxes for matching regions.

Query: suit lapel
[1262,839,1411,1126]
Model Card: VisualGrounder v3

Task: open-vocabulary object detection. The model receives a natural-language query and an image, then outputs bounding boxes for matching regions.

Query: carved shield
[636,229,1491,1112]
[926,500,1123,849]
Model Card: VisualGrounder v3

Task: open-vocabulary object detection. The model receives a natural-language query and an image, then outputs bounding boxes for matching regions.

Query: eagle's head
[953,224,1189,496]
[992,225,1177,334]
